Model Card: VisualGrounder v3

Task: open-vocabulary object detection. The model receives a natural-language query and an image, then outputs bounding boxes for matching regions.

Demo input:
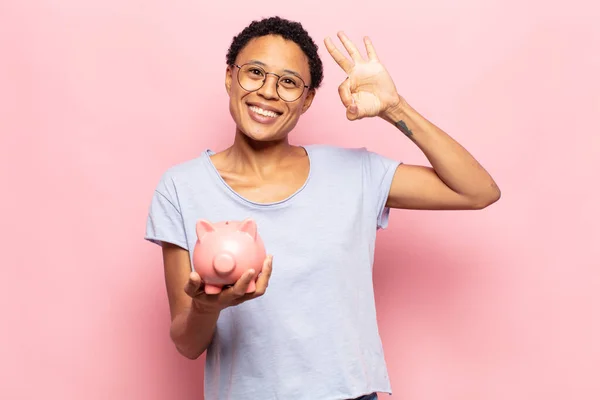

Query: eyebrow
[247,59,303,78]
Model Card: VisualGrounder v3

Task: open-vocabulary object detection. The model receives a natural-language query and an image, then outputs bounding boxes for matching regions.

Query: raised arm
[382,99,500,210]
[324,32,500,210]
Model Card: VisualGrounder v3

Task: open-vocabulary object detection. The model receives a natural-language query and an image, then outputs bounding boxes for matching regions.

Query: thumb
[184,271,203,297]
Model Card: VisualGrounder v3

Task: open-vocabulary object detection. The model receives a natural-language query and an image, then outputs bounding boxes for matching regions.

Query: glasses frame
[232,63,310,102]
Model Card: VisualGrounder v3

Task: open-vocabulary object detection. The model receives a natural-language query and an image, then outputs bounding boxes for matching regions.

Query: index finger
[337,31,364,62]
[324,36,353,74]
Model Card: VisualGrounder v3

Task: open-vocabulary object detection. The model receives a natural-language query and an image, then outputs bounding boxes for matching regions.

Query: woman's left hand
[324,32,403,121]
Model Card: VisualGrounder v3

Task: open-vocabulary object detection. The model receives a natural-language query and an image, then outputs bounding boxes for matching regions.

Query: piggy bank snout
[213,252,236,276]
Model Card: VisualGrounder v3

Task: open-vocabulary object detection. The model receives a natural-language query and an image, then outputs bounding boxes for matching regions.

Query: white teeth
[249,106,279,118]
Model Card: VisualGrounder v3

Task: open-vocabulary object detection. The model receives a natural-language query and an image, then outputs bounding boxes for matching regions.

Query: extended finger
[254,255,273,296]
[337,31,364,62]
[230,268,256,298]
[324,36,353,74]
[363,36,379,62]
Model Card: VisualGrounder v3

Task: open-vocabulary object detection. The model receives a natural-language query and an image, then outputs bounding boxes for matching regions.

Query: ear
[225,65,233,95]
[301,88,316,114]
[196,219,215,241]
[238,218,257,240]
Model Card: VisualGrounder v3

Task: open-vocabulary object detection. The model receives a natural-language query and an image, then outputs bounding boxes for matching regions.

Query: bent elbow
[170,325,204,360]
[181,349,202,360]
[174,343,203,360]
[472,187,501,209]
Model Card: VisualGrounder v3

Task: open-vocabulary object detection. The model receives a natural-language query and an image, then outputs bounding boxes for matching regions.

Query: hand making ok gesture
[324,32,404,121]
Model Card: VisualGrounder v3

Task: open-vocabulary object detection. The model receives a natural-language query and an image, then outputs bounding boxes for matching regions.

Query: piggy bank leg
[204,284,223,295]
[246,279,256,293]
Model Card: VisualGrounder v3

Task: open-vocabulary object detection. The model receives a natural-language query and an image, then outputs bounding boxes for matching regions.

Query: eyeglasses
[233,63,310,102]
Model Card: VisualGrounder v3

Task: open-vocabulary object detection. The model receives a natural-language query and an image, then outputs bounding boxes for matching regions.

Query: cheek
[288,103,305,119]
[228,96,237,115]
[228,90,246,115]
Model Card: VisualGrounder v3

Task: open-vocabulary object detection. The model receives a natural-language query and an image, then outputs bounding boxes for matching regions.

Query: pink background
[1,1,599,399]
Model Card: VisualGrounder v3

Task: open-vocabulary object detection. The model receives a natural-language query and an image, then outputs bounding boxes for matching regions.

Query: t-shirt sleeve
[144,172,189,249]
[361,148,402,230]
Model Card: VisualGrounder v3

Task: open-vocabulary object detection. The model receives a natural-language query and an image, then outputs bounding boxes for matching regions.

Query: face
[225,35,316,142]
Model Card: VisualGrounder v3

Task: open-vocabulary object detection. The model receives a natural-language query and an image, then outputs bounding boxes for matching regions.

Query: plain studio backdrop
[1,1,599,399]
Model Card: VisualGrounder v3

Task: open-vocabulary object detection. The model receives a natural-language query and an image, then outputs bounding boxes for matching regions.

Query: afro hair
[226,16,324,89]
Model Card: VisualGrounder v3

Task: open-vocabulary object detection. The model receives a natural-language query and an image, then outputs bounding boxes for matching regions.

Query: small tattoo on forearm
[394,120,413,137]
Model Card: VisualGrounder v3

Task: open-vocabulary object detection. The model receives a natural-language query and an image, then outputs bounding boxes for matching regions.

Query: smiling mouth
[248,105,282,119]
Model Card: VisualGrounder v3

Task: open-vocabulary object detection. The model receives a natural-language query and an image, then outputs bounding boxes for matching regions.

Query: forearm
[382,98,500,203]
[170,303,219,359]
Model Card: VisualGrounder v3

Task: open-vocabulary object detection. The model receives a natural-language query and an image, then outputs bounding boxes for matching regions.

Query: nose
[256,73,279,100]
[213,252,236,276]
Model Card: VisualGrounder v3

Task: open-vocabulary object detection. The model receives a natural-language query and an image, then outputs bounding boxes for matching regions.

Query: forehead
[235,35,311,79]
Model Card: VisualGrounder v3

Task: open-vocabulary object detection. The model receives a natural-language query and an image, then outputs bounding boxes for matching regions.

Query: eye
[280,76,301,88]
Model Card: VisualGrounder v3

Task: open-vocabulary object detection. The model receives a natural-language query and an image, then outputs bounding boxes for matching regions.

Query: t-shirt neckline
[202,146,313,208]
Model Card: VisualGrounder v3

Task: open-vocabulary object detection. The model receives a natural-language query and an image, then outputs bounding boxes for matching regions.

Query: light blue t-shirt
[145,144,401,400]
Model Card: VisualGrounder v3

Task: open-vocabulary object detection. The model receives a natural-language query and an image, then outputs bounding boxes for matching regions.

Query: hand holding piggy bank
[192,218,267,295]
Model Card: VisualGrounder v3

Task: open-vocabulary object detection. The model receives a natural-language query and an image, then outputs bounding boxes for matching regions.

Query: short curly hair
[226,16,324,90]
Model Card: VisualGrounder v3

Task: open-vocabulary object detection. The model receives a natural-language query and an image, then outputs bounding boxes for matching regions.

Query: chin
[238,114,292,143]
[239,125,287,143]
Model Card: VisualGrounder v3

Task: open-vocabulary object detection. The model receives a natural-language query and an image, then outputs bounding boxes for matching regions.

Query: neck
[224,129,296,176]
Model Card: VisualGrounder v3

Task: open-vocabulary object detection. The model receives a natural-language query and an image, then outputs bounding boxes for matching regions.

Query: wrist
[380,95,410,124]
[381,97,420,140]
[191,300,222,317]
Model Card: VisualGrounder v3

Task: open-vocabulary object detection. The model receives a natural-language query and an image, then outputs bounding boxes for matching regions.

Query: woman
[145,16,500,400]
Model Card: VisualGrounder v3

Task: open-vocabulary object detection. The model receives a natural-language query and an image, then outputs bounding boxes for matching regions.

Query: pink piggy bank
[192,218,266,295]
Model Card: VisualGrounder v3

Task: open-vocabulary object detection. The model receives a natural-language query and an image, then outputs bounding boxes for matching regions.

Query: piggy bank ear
[238,218,257,240]
[196,219,215,241]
